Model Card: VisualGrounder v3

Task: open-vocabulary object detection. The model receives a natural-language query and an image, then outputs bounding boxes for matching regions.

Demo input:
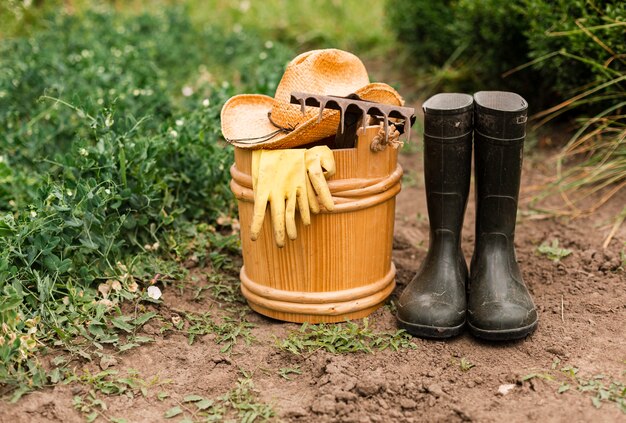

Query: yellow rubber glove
[305,146,336,212]
[251,149,312,247]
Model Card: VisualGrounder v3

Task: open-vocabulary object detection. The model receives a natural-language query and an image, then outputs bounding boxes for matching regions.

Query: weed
[278,366,302,381]
[522,372,555,382]
[459,357,475,372]
[522,363,626,414]
[164,374,274,421]
[277,318,417,355]
[70,368,168,422]
[166,312,256,354]
[537,239,573,262]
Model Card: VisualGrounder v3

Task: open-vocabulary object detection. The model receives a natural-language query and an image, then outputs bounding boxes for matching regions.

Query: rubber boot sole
[468,320,537,341]
[397,317,465,339]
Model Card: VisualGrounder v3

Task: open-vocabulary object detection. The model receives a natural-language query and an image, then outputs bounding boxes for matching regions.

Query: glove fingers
[270,195,286,247]
[297,186,311,226]
[320,154,336,177]
[285,193,297,241]
[250,192,269,241]
[251,150,262,190]
[309,164,334,211]
[306,176,320,214]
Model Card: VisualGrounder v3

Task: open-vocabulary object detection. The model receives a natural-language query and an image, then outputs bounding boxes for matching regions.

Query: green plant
[386,0,458,65]
[0,6,294,399]
[386,0,539,97]
[164,374,274,422]
[277,318,417,355]
[537,239,573,262]
[524,4,626,242]
[459,357,475,372]
[172,312,255,354]
[523,0,626,98]
[558,366,626,413]
[70,368,168,422]
[278,366,302,380]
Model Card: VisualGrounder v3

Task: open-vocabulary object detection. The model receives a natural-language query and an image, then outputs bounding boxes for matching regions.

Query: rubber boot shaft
[397,93,473,338]
[469,91,538,340]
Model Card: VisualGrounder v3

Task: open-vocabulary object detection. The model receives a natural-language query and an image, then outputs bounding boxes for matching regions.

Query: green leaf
[164,406,182,418]
[592,396,602,408]
[558,383,570,394]
[133,312,157,326]
[118,343,140,352]
[112,316,135,333]
[0,295,22,312]
[183,394,204,402]
[196,399,214,410]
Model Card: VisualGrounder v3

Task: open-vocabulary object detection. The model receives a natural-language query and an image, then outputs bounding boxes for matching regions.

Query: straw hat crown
[221,48,404,149]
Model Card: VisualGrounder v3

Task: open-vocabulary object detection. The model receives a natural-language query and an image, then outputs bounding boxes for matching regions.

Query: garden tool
[289,92,416,149]
[396,93,473,338]
[250,146,336,247]
[468,91,538,340]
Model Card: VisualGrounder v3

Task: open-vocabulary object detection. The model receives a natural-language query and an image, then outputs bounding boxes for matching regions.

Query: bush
[386,0,458,65]
[386,0,540,97]
[0,7,294,395]
[524,0,626,97]
[386,0,624,103]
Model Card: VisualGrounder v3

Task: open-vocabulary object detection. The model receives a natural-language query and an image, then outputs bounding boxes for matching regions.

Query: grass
[525,20,626,246]
[277,318,416,355]
[1,0,393,56]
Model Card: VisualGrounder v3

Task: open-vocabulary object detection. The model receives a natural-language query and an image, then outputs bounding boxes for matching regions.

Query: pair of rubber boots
[397,91,538,341]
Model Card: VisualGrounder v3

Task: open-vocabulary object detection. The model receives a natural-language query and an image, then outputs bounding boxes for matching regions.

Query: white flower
[30,210,37,218]
[182,86,193,97]
[169,129,178,138]
[202,98,210,107]
[105,114,114,128]
[175,119,184,127]
[79,148,89,156]
[104,188,111,195]
[259,52,268,60]
[147,286,162,300]
[264,40,274,49]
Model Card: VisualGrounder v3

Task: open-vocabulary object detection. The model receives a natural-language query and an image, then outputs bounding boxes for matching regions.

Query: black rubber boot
[468,91,538,341]
[397,93,473,338]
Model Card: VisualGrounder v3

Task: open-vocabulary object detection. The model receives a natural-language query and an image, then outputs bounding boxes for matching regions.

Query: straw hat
[220,49,404,149]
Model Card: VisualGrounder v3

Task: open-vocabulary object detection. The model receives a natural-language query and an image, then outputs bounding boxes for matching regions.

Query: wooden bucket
[229,126,402,323]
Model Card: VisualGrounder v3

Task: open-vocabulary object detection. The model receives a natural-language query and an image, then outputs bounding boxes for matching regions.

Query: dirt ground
[2,130,625,422]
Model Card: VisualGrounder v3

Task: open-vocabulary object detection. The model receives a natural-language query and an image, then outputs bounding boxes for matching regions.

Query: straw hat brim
[221,83,404,149]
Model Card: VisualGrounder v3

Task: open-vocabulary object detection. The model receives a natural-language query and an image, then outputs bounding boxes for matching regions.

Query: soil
[2,129,625,422]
